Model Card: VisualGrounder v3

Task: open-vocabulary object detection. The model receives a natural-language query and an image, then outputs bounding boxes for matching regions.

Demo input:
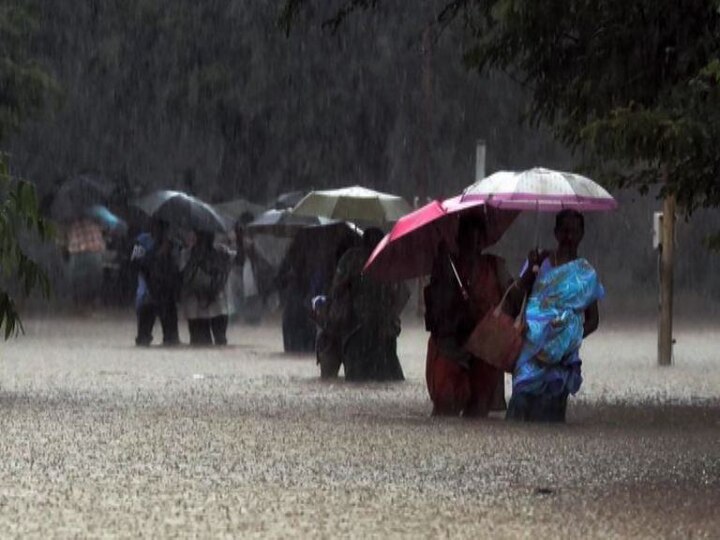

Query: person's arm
[583,300,599,337]
[504,250,549,314]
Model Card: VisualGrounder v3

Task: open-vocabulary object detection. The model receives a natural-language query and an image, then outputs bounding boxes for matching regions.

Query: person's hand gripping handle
[528,248,550,274]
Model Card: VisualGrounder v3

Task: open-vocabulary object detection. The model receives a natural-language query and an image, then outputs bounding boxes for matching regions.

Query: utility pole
[418,25,433,204]
[475,139,486,182]
[658,192,676,366]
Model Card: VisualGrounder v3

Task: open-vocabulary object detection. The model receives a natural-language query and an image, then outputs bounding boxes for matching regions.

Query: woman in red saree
[424,216,514,417]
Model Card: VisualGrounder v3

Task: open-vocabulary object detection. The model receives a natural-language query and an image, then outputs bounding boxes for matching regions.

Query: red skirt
[426,336,504,417]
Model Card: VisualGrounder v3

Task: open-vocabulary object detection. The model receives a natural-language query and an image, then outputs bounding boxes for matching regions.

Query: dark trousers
[316,329,342,379]
[136,301,179,346]
[282,302,316,353]
[506,391,569,423]
[343,328,404,383]
[188,316,228,346]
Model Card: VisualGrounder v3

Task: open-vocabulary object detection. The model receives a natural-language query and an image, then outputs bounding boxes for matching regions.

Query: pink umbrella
[363,197,518,281]
[442,195,519,242]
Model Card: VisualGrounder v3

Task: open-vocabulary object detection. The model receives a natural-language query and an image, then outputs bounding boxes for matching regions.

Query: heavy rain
[1,1,719,537]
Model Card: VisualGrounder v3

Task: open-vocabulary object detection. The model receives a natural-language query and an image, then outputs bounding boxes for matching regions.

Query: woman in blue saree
[507,210,604,422]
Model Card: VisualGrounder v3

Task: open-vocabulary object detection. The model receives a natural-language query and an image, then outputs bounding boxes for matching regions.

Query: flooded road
[1,314,719,537]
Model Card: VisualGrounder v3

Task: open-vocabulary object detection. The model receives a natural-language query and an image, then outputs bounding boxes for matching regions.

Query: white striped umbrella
[461,167,617,212]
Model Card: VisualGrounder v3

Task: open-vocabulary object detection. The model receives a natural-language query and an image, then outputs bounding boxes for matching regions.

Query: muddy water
[1,314,718,537]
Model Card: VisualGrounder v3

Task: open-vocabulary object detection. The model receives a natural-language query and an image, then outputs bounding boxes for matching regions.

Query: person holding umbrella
[361,197,520,412]
[131,218,181,346]
[424,215,515,417]
[234,215,273,325]
[321,228,409,381]
[505,210,604,422]
[180,229,233,346]
[457,167,614,421]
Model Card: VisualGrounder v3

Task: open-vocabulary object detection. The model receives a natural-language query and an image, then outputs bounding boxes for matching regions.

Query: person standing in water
[424,216,513,417]
[181,230,233,346]
[131,218,181,346]
[322,228,409,381]
[506,209,604,422]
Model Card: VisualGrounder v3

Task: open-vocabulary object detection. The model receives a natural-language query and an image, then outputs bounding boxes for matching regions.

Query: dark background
[6,0,720,317]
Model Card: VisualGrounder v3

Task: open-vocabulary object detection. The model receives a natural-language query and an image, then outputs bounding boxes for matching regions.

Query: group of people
[131,218,265,347]
[424,209,604,422]
[313,209,603,424]
[130,208,604,423]
[314,228,410,382]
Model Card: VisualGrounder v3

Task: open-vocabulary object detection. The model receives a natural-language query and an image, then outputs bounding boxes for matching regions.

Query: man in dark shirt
[131,218,181,346]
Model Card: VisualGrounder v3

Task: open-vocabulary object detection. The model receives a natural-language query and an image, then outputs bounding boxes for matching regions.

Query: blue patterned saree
[512,258,604,397]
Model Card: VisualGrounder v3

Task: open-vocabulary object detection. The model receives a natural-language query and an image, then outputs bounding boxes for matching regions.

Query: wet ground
[1,313,719,538]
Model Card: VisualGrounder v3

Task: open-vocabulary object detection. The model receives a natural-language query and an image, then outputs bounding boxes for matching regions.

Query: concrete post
[658,193,676,366]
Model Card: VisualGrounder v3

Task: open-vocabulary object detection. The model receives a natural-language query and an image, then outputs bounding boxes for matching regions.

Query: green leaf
[0,154,52,339]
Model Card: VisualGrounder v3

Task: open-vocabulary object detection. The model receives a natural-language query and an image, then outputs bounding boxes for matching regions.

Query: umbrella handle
[448,255,470,301]
[534,202,540,250]
[533,203,541,272]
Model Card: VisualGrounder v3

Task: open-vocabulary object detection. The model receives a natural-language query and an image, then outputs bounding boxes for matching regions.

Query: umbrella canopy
[363,198,518,281]
[278,221,362,293]
[133,190,227,233]
[291,185,412,225]
[85,204,128,234]
[246,208,336,237]
[213,198,264,223]
[272,190,306,210]
[461,167,617,212]
[50,174,114,221]
[443,196,520,244]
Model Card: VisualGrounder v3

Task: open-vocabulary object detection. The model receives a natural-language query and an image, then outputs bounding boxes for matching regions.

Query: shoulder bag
[463,282,527,372]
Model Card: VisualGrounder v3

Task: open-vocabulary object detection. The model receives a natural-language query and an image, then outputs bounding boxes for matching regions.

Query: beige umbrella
[291,185,412,226]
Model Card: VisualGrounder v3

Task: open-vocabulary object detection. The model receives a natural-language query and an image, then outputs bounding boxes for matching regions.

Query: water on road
[1,314,718,538]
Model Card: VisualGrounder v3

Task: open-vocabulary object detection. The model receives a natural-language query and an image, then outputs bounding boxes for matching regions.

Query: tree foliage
[0,3,56,141]
[9,0,566,205]
[0,157,52,338]
[0,2,55,337]
[288,0,720,216]
[458,0,720,215]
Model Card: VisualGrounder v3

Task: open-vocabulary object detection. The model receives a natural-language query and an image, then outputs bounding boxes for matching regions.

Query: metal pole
[658,193,676,366]
[415,26,433,318]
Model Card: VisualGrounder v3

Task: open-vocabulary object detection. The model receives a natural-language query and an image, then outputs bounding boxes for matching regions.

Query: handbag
[463,282,527,372]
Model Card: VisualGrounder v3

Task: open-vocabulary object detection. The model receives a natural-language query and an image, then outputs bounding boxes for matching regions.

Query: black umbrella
[290,221,362,275]
[134,190,228,233]
[277,221,362,296]
[50,174,114,221]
